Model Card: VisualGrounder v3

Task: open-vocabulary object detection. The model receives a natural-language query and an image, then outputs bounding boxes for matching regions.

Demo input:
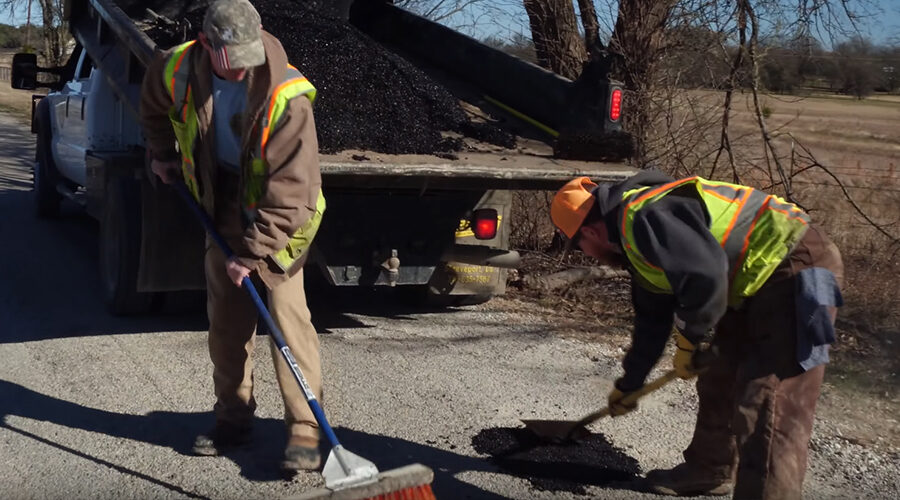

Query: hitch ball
[382,249,400,287]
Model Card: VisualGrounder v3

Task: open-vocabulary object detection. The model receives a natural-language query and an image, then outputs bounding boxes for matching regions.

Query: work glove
[607,386,640,417]
[672,332,718,380]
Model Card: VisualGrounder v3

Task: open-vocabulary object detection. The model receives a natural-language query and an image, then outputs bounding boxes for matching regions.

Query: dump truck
[11,0,634,314]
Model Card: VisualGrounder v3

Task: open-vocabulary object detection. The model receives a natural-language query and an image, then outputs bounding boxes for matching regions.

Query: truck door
[54,50,93,186]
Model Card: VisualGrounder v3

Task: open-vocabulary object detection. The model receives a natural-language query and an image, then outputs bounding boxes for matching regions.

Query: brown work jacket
[140,31,322,288]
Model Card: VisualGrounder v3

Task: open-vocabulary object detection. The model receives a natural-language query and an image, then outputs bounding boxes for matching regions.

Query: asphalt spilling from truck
[471,426,641,495]
[141,0,515,155]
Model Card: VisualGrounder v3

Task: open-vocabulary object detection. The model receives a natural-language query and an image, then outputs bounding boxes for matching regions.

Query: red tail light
[610,88,622,122]
[472,209,498,240]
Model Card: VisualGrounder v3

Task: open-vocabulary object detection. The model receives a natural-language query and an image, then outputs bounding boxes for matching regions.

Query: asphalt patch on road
[471,426,641,495]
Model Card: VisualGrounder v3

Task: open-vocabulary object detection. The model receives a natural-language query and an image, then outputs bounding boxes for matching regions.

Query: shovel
[522,369,679,443]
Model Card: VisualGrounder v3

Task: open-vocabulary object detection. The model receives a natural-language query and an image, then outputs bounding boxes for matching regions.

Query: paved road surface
[0,112,896,499]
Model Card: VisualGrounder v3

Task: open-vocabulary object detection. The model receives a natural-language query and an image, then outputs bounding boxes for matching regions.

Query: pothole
[471,426,641,495]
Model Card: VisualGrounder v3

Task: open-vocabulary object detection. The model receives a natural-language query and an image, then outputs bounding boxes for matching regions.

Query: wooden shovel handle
[571,370,679,430]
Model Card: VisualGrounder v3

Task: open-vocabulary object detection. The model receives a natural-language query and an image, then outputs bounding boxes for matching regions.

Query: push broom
[174,182,435,500]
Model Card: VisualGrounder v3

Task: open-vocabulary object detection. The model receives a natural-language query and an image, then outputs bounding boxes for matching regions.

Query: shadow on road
[0,122,488,346]
[471,426,644,495]
[0,185,467,344]
[0,379,511,498]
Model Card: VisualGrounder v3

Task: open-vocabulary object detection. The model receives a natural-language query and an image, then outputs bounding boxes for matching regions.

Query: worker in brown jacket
[550,171,844,499]
[140,0,325,473]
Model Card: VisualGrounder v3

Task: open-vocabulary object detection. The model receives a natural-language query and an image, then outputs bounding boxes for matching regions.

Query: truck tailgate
[320,150,635,190]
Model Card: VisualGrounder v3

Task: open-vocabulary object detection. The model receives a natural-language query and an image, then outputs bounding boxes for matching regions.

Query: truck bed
[73,0,634,190]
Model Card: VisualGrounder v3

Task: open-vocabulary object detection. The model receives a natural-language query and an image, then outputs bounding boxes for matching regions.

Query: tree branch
[790,135,900,246]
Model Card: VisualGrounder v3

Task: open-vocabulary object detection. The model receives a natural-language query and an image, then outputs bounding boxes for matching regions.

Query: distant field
[646,90,899,363]
[659,90,899,250]
[729,92,898,249]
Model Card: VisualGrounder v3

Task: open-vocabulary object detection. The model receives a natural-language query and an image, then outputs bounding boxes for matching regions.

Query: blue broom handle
[173,182,341,449]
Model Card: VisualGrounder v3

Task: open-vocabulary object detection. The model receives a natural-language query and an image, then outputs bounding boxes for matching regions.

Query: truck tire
[99,176,156,315]
[33,108,62,218]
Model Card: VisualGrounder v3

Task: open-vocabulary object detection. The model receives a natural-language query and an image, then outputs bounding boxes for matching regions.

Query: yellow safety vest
[620,176,809,305]
[163,41,326,272]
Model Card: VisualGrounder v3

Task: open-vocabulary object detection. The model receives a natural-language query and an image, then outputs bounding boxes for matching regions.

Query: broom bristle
[290,464,435,500]
[362,483,435,500]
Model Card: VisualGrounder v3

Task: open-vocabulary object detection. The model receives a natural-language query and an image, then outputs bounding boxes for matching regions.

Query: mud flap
[137,178,206,292]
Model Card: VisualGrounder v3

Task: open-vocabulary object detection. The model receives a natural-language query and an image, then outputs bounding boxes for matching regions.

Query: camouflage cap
[203,0,266,69]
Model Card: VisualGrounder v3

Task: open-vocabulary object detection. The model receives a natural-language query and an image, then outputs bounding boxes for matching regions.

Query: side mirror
[11,53,38,90]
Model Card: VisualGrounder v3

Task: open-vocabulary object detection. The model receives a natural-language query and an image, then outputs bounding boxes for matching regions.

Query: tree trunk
[576,0,601,57]
[522,0,586,80]
[609,0,678,166]
[38,0,67,66]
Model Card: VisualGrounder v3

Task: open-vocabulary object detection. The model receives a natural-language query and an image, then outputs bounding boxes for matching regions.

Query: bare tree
[576,0,601,56]
[395,0,527,38]
[1,0,68,65]
[38,0,67,66]
[608,0,679,165]
[394,0,482,23]
[522,0,585,79]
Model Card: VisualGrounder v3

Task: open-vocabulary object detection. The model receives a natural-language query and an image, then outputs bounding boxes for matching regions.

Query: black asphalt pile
[137,0,515,155]
[471,427,641,495]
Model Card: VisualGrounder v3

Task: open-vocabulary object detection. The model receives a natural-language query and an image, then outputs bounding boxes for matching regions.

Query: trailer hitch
[380,249,400,287]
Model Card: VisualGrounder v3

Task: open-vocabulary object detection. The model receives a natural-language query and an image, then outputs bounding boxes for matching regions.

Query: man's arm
[631,195,729,344]
[140,50,179,163]
[617,283,676,392]
[238,96,322,267]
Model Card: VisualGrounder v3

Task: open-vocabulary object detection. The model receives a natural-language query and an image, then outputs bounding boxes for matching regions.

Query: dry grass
[0,81,37,121]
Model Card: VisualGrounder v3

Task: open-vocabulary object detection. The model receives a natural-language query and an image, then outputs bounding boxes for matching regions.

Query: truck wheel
[99,176,156,315]
[33,111,62,217]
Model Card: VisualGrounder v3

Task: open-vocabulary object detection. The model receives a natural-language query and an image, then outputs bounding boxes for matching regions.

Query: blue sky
[2,0,897,47]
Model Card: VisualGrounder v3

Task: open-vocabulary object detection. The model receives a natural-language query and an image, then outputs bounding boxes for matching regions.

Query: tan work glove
[673,333,700,379]
[607,387,639,417]
[673,332,719,379]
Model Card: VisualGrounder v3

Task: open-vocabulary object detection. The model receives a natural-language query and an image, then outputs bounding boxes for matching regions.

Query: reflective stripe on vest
[246,65,317,215]
[164,41,200,199]
[620,176,809,304]
[162,42,325,272]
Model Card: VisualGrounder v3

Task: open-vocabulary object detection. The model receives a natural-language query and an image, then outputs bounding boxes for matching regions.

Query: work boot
[282,436,322,473]
[192,421,252,456]
[644,463,733,496]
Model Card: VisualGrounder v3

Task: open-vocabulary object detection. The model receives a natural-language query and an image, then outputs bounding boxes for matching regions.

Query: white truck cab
[49,49,93,186]
[37,47,145,194]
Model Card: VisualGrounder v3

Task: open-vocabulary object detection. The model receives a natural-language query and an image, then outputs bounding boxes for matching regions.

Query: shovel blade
[520,419,592,443]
